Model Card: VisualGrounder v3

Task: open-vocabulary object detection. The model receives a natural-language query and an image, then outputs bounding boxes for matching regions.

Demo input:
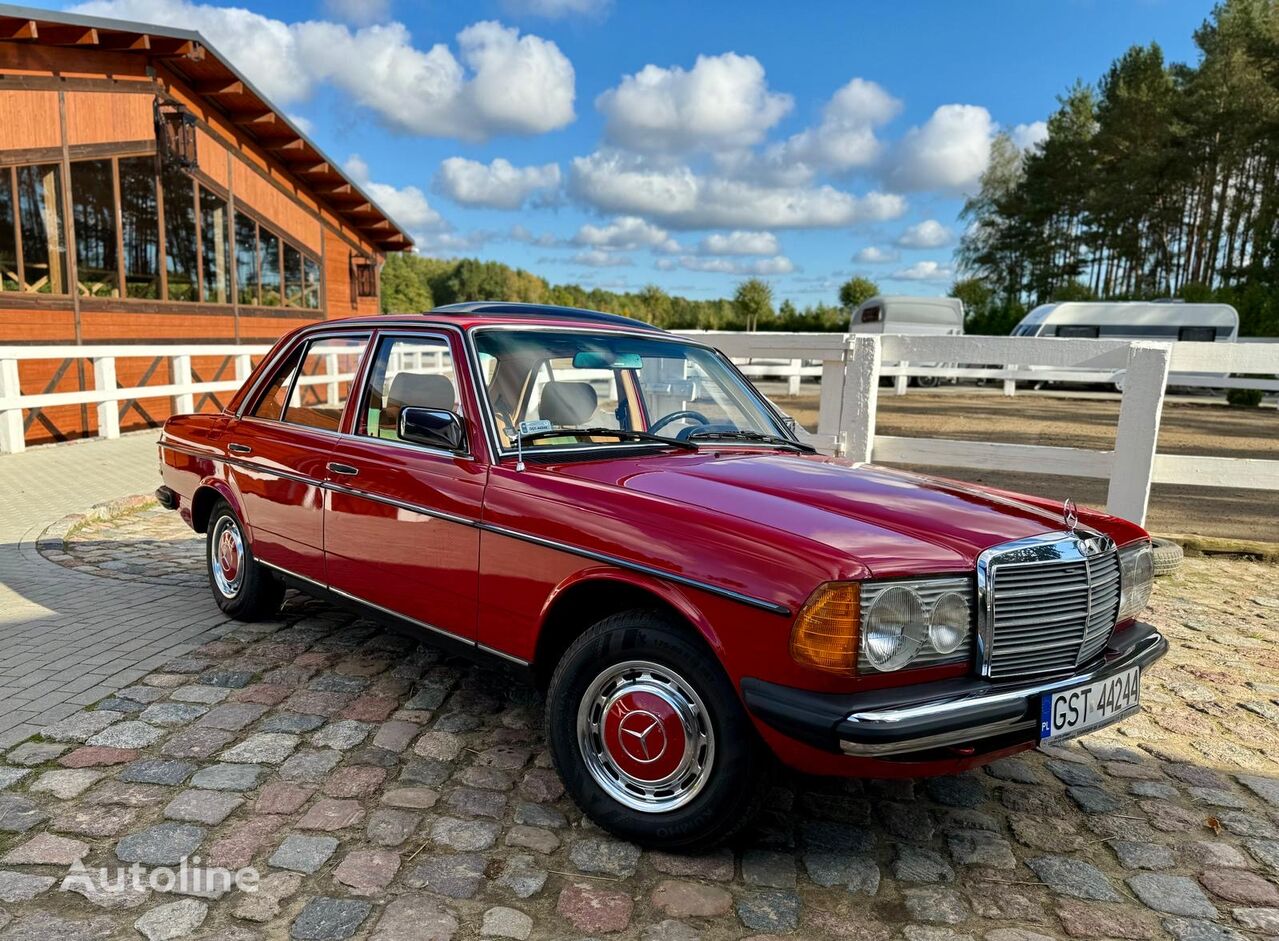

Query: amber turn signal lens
[789,583,861,674]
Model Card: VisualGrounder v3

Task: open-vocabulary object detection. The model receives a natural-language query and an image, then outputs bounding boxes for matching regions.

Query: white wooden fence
[2,334,1277,526]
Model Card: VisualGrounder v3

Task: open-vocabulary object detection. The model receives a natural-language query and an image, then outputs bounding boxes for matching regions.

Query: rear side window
[250,346,303,422]
[282,336,369,430]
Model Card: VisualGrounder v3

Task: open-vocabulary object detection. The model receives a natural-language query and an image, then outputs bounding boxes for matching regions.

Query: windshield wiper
[686,429,817,453]
[517,427,698,451]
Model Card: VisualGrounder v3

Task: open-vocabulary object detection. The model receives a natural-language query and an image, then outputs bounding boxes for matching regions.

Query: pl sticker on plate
[519,419,554,436]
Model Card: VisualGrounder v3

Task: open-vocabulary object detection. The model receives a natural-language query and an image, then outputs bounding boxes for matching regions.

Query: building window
[70,159,119,298]
[258,228,281,306]
[156,103,197,170]
[0,169,17,293]
[16,163,68,294]
[161,164,197,302]
[119,156,159,299]
[234,211,257,306]
[200,189,230,304]
[303,256,321,309]
[353,257,376,298]
[283,242,303,307]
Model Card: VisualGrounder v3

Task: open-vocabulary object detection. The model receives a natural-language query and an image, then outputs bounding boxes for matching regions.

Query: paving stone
[269,834,340,873]
[140,702,209,727]
[1112,840,1176,870]
[1028,855,1121,901]
[382,786,439,809]
[650,848,734,881]
[800,818,876,852]
[61,870,150,909]
[1128,873,1220,919]
[119,758,195,785]
[290,896,372,940]
[207,814,288,869]
[298,798,365,830]
[505,823,560,854]
[1218,811,1278,839]
[0,794,47,833]
[497,853,547,899]
[30,768,103,799]
[51,804,137,837]
[280,748,343,782]
[115,823,206,864]
[925,774,988,808]
[322,765,387,798]
[0,914,119,940]
[260,712,327,734]
[404,852,487,898]
[903,886,970,924]
[1046,759,1103,788]
[513,801,567,829]
[1200,868,1279,905]
[400,757,452,788]
[188,762,262,791]
[1055,899,1158,939]
[1232,908,1279,932]
[255,781,315,814]
[571,835,642,877]
[1183,841,1251,869]
[558,882,634,933]
[736,889,801,932]
[1068,785,1124,814]
[333,848,400,895]
[85,720,164,749]
[195,702,269,731]
[985,757,1042,784]
[0,833,90,865]
[883,801,936,842]
[311,719,373,751]
[1246,839,1279,871]
[432,816,500,851]
[0,870,57,902]
[1236,774,1279,808]
[413,730,463,761]
[482,906,533,940]
[170,685,230,704]
[221,732,299,763]
[446,785,506,818]
[366,807,420,847]
[371,719,419,753]
[894,845,956,882]
[119,685,168,704]
[233,871,303,923]
[163,788,243,825]
[1160,917,1247,941]
[310,673,369,694]
[199,668,254,688]
[803,851,882,893]
[6,742,70,766]
[948,830,1016,868]
[652,879,733,917]
[43,709,124,742]
[133,899,208,940]
[369,893,459,941]
[1131,781,1180,800]
[160,728,236,759]
[460,765,516,790]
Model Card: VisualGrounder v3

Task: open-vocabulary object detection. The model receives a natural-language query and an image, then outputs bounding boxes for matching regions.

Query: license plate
[1040,666,1140,742]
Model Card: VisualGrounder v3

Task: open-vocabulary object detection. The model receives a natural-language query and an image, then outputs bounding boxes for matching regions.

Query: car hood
[553,451,1071,576]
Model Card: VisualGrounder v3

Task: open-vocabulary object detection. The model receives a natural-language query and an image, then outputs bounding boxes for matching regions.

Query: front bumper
[742,621,1167,760]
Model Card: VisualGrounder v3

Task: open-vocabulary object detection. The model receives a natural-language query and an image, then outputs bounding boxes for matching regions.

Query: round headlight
[928,591,970,655]
[863,586,926,672]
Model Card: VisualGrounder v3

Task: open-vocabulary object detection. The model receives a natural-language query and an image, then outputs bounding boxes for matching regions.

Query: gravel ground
[3,498,1276,940]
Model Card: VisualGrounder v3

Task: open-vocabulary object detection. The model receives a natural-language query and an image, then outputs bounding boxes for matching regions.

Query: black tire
[205,500,284,621]
[546,609,772,851]
[1151,537,1184,577]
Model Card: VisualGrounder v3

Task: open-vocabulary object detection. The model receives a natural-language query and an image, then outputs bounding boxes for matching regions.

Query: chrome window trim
[976,528,1116,679]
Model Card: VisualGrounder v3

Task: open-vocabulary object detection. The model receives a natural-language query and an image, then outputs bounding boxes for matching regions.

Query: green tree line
[381,254,880,332]
[957,0,1279,337]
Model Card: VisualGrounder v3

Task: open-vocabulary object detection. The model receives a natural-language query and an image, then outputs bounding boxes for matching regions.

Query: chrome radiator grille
[980,532,1120,681]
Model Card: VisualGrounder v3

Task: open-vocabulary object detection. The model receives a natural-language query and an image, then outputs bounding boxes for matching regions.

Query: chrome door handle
[228,442,252,455]
[327,462,359,477]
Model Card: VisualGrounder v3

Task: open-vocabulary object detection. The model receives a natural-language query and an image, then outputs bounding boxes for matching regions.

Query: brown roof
[0,2,412,252]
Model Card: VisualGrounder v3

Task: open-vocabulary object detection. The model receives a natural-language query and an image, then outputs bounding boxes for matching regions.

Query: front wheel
[206,500,283,621]
[546,610,772,851]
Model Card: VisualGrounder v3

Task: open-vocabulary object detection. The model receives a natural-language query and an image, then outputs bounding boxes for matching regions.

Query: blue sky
[56,0,1212,303]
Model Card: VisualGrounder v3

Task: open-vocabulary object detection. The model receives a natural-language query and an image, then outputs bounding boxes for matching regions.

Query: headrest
[539,381,597,426]
[386,372,455,412]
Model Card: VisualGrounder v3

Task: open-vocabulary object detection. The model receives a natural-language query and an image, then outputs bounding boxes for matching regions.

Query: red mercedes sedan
[157,302,1166,849]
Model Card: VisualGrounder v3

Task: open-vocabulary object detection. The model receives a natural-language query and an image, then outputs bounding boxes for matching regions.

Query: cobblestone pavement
[2,499,1278,940]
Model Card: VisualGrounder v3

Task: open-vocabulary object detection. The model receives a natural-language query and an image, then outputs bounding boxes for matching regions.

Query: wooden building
[0,3,412,444]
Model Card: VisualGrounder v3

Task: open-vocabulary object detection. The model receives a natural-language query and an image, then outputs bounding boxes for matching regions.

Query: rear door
[323,329,485,642]
[229,333,369,584]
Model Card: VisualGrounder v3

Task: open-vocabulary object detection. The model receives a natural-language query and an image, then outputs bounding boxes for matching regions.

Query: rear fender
[191,477,251,541]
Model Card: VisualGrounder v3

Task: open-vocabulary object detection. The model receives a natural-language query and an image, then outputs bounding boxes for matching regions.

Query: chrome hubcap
[210,516,244,598]
[577,660,714,813]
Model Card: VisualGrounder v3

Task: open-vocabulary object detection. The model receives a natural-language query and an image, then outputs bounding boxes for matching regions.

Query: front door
[229,333,369,584]
[323,330,484,642]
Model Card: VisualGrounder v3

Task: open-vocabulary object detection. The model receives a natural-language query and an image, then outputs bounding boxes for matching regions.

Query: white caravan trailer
[1011,301,1239,390]
[850,295,965,388]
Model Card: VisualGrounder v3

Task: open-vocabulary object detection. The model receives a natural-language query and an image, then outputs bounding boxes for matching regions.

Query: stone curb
[36,492,164,576]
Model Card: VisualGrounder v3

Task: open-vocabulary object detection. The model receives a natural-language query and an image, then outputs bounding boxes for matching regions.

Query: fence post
[92,356,120,440]
[816,357,848,444]
[171,354,194,415]
[894,362,909,396]
[0,358,24,455]
[326,352,340,405]
[788,358,801,396]
[1106,342,1172,525]
[844,335,882,463]
[234,353,253,383]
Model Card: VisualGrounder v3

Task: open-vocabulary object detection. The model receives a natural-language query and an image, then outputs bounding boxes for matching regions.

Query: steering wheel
[648,409,711,434]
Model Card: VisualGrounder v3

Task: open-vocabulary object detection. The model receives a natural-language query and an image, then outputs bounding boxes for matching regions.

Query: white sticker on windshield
[519,419,554,435]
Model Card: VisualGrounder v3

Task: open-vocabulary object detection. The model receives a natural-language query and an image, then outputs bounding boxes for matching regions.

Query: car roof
[309,302,664,334]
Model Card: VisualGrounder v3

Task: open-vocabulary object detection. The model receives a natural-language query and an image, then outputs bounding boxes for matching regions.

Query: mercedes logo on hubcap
[616,709,667,763]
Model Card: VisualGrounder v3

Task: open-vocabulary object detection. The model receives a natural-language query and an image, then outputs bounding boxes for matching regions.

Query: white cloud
[887,104,995,193]
[892,260,954,282]
[1012,120,1049,151]
[344,154,445,232]
[854,246,899,264]
[658,255,795,276]
[285,113,315,136]
[896,219,953,249]
[574,216,678,252]
[510,224,558,246]
[323,0,391,26]
[570,151,905,230]
[772,78,900,172]
[568,249,633,267]
[435,157,561,209]
[414,230,495,254]
[698,231,779,256]
[503,0,610,17]
[596,53,792,154]
[72,2,574,142]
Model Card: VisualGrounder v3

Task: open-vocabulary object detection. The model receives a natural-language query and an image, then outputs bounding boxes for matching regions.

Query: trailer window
[1178,326,1215,342]
[860,305,881,323]
[1056,325,1099,338]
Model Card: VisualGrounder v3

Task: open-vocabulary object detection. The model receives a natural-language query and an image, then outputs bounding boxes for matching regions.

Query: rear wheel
[206,500,283,621]
[546,610,772,850]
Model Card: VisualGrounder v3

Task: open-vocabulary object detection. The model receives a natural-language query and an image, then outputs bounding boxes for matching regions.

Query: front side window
[119,157,159,299]
[358,335,459,443]
[473,328,787,452]
[70,159,118,297]
[200,189,230,304]
[282,336,369,430]
[16,163,67,294]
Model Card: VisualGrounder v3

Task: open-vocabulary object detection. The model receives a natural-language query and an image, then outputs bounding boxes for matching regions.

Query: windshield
[472,328,789,451]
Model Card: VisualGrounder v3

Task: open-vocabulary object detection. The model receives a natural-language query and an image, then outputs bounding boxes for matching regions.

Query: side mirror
[399,407,467,453]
